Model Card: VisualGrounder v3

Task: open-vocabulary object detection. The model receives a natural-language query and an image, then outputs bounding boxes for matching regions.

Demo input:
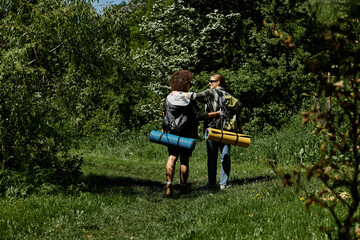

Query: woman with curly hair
[162,70,219,196]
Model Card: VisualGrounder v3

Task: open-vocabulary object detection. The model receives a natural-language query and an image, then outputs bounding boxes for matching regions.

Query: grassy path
[0,134,332,239]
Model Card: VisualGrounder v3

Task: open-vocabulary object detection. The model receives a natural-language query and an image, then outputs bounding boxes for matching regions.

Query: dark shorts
[166,130,195,157]
[168,145,193,157]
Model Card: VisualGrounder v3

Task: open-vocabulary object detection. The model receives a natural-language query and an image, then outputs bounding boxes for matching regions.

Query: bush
[0,0,87,195]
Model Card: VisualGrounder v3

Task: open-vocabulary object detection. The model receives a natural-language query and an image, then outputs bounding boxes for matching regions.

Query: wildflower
[300,197,305,201]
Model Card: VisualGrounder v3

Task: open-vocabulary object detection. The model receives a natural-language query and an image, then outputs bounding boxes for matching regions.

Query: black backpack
[163,98,191,135]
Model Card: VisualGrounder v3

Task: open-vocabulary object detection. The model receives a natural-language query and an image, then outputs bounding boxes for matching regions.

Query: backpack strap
[219,130,224,143]
[233,133,239,145]
[163,98,172,132]
[159,132,166,142]
[214,89,226,130]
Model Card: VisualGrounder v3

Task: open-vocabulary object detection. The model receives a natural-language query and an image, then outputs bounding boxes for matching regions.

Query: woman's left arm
[207,111,220,118]
[171,90,209,102]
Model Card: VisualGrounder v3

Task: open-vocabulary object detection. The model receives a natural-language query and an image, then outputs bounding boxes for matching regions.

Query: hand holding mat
[149,130,196,151]
[205,128,251,148]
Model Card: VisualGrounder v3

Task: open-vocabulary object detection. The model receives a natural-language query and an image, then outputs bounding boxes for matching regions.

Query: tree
[0,0,134,194]
[278,0,360,238]
[136,0,317,133]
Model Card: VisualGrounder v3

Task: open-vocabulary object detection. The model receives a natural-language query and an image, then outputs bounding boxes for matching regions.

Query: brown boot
[166,184,173,197]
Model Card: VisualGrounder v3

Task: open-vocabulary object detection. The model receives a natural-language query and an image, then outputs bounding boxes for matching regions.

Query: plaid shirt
[188,87,228,128]
[188,87,227,112]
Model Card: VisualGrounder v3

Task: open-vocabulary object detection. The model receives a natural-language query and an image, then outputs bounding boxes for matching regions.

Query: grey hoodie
[166,92,190,106]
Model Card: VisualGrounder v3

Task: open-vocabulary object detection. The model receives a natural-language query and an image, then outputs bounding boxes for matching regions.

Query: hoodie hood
[167,92,190,106]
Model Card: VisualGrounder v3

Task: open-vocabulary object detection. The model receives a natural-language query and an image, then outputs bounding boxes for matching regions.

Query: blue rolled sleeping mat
[149,130,196,151]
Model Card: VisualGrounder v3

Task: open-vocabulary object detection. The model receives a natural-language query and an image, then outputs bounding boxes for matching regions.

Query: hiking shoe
[220,184,230,190]
[166,184,173,197]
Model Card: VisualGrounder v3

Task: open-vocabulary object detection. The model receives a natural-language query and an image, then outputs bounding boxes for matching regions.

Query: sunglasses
[209,80,218,83]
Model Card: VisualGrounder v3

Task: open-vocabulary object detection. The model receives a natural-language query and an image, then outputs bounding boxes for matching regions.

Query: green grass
[0,117,334,239]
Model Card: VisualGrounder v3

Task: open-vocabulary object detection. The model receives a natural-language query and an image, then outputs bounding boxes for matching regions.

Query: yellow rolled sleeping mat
[205,128,251,148]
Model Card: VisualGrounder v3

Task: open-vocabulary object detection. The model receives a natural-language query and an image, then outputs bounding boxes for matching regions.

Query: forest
[1,0,360,238]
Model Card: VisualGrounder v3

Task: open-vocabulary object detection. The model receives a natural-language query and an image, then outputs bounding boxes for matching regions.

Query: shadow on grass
[82,173,165,196]
[81,174,276,199]
[230,175,275,186]
[179,175,277,199]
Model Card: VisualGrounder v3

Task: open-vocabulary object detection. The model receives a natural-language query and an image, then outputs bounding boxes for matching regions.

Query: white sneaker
[220,184,231,190]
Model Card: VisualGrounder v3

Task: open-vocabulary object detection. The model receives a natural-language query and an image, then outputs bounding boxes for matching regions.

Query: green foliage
[278,0,360,239]
[0,0,358,211]
[0,0,338,139]
[134,0,319,134]
[0,0,90,195]
[0,0,166,194]
[231,114,324,165]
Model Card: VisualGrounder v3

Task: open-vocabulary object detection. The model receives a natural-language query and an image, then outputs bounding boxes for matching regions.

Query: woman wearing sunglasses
[179,74,232,190]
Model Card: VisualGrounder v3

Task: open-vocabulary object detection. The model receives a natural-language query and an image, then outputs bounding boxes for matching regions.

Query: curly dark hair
[169,70,192,91]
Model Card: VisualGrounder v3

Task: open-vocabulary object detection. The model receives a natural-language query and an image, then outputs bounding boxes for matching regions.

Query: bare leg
[166,155,178,183]
[165,155,178,196]
[180,156,189,185]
